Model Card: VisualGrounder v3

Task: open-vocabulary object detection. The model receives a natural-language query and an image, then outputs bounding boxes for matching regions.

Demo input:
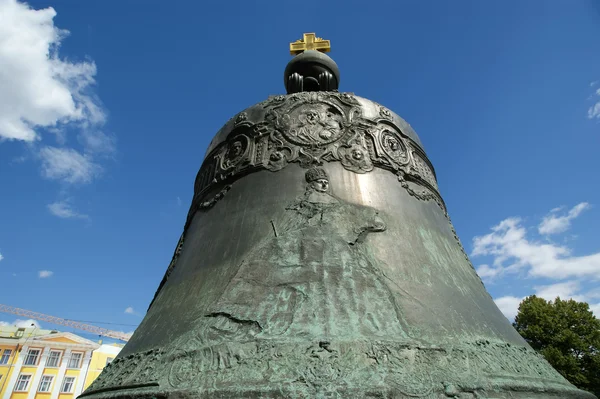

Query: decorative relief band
[84,339,579,399]
[189,92,442,229]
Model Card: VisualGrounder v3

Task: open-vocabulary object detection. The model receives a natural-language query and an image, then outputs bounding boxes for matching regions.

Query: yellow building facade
[0,327,122,399]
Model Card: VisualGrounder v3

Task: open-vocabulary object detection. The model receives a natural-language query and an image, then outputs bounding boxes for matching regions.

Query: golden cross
[289,33,331,55]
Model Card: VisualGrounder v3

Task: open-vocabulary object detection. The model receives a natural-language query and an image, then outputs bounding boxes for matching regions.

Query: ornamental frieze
[411,151,438,190]
[81,339,575,399]
[83,348,163,395]
[190,92,442,219]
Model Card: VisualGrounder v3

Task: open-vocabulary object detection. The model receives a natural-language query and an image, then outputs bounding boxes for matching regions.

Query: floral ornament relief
[338,142,373,173]
[411,153,438,190]
[397,171,446,215]
[234,112,248,125]
[379,105,393,120]
[168,352,201,389]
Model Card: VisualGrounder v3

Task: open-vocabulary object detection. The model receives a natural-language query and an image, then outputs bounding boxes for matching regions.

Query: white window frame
[46,350,62,368]
[37,375,54,392]
[60,376,76,393]
[23,348,41,366]
[0,349,12,365]
[14,373,32,392]
[67,351,83,369]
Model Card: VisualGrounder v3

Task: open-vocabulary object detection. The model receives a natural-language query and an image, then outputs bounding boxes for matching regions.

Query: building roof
[0,326,100,350]
[0,325,56,340]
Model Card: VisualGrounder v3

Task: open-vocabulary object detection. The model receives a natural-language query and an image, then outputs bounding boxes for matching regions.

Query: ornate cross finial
[290,33,331,55]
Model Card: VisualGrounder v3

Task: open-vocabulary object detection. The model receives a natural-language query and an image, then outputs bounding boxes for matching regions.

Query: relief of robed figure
[201,167,409,345]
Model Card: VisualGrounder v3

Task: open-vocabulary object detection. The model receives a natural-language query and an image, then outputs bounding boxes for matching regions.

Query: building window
[0,349,12,365]
[60,376,76,393]
[105,357,114,366]
[23,349,41,366]
[46,350,62,367]
[14,374,32,392]
[68,352,83,368]
[38,375,54,392]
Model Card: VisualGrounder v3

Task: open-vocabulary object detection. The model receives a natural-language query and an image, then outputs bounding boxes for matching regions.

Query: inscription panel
[83,340,585,399]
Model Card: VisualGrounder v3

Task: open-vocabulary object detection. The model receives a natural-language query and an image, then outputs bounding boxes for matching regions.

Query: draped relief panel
[149,92,445,309]
[87,165,581,398]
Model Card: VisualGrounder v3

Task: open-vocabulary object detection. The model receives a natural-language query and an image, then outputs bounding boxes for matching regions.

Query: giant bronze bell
[82,35,596,399]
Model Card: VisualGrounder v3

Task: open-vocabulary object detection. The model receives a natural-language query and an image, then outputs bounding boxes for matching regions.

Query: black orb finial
[285,33,340,94]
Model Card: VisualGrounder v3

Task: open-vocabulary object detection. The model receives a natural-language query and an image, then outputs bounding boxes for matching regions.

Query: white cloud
[473,205,600,320]
[533,281,599,316]
[78,129,116,155]
[588,88,600,119]
[589,103,600,119]
[0,0,113,194]
[472,216,600,280]
[587,288,600,299]
[39,146,101,184]
[0,252,3,262]
[533,280,586,302]
[124,307,135,314]
[13,319,41,328]
[538,202,590,235]
[38,270,53,278]
[494,296,522,320]
[476,264,503,279]
[10,155,27,164]
[47,199,88,219]
[0,0,105,141]
[493,282,599,321]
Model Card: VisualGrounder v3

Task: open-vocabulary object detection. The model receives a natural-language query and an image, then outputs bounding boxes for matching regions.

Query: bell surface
[81,49,596,399]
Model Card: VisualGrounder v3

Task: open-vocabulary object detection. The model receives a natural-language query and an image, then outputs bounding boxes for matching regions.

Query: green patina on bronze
[198,168,407,342]
[81,43,597,399]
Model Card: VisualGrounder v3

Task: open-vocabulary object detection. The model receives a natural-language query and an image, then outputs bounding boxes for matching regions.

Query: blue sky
[1,0,599,340]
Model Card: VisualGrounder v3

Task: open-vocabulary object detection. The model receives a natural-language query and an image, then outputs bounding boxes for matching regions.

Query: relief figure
[202,167,408,344]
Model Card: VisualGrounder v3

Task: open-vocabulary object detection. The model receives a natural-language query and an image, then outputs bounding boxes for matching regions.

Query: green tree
[513,295,600,397]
